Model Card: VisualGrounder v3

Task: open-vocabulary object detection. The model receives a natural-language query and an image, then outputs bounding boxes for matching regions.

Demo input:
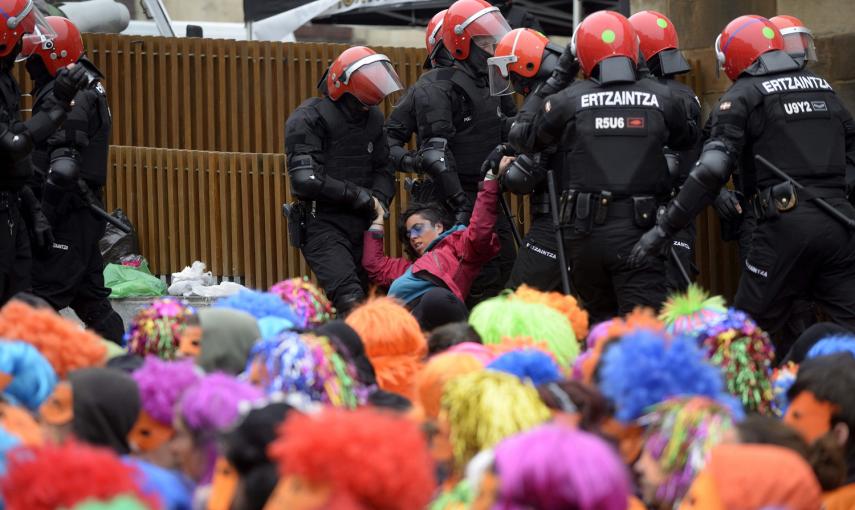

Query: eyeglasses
[407,222,432,239]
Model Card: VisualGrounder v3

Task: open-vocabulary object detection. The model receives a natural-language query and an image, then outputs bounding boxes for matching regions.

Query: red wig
[0,441,158,510]
[268,408,435,510]
[0,301,106,378]
[345,297,426,399]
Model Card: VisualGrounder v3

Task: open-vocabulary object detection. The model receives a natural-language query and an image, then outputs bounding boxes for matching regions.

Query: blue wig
[806,335,855,360]
[599,331,743,422]
[123,457,193,510]
[214,290,299,325]
[0,341,57,411]
[487,349,563,385]
[0,426,20,477]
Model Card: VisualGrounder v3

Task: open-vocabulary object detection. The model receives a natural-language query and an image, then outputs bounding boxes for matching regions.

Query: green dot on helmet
[602,29,616,43]
[762,26,775,39]
[657,18,668,29]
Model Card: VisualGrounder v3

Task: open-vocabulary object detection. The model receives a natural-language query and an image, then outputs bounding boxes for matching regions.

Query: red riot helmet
[628,10,690,76]
[0,0,56,59]
[715,15,785,81]
[23,16,82,76]
[426,9,446,56]
[442,0,511,61]
[325,46,404,106]
[770,15,816,64]
[571,11,639,83]
[487,28,561,96]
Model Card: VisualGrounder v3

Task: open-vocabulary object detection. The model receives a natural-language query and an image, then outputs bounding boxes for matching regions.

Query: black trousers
[32,199,124,344]
[564,217,668,325]
[665,222,698,293]
[0,193,31,305]
[506,214,565,292]
[734,199,855,338]
[301,214,368,314]
[409,287,468,332]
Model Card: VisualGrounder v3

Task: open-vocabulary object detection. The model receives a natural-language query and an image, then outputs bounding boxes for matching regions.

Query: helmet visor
[346,58,404,106]
[714,33,725,79]
[487,54,516,96]
[782,31,817,62]
[17,9,56,62]
[459,7,510,55]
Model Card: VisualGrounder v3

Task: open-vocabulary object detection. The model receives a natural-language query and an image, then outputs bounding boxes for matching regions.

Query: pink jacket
[362,178,502,303]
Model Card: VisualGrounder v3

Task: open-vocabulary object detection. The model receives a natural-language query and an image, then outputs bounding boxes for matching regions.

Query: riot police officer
[0,0,88,305]
[407,0,517,305]
[486,28,568,291]
[629,10,702,292]
[630,15,855,336]
[25,17,124,343]
[285,46,403,314]
[510,11,696,323]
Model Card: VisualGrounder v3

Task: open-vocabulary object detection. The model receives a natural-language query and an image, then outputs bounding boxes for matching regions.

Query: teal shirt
[387,225,464,304]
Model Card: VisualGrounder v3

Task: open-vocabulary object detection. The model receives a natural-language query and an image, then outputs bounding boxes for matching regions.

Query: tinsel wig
[132,356,201,425]
[441,371,551,468]
[0,442,156,510]
[806,335,855,360]
[0,341,57,411]
[268,407,435,510]
[697,309,775,414]
[493,425,630,510]
[659,284,726,338]
[124,298,198,360]
[639,397,736,508]
[214,289,300,324]
[487,349,563,385]
[269,277,334,328]
[512,285,590,341]
[244,332,368,408]
[345,297,426,399]
[0,301,106,378]
[598,330,740,422]
[415,352,484,420]
[469,294,578,367]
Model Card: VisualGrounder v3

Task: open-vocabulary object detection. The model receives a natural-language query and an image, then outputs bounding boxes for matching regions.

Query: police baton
[669,246,693,289]
[546,169,574,296]
[498,193,524,248]
[754,155,855,230]
[90,203,132,233]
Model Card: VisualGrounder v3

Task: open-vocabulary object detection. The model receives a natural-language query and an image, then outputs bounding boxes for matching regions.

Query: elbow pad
[501,154,544,195]
[0,127,33,160]
[419,137,454,177]
[691,140,732,189]
[288,155,325,200]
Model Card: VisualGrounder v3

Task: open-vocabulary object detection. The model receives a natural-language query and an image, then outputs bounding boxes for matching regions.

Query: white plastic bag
[167,261,216,296]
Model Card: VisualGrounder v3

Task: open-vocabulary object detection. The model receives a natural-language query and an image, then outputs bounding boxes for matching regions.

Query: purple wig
[493,425,630,510]
[132,357,202,426]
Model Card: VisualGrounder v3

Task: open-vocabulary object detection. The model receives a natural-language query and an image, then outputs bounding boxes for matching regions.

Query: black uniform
[639,53,855,337]
[285,95,394,313]
[512,76,695,323]
[411,63,518,305]
[28,57,125,344]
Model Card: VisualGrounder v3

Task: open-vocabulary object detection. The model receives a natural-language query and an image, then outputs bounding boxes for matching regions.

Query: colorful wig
[487,349,562,385]
[415,352,484,420]
[639,397,736,508]
[659,284,726,338]
[269,277,334,328]
[124,297,198,360]
[806,335,855,360]
[771,361,799,417]
[0,426,20,476]
[442,371,551,468]
[244,332,367,408]
[345,297,426,399]
[698,309,775,414]
[0,301,106,378]
[214,290,300,324]
[493,425,630,510]
[469,294,578,366]
[598,330,740,422]
[0,341,57,411]
[0,442,156,510]
[268,407,435,510]
[132,357,202,426]
[513,285,590,341]
[71,496,151,510]
[445,342,496,365]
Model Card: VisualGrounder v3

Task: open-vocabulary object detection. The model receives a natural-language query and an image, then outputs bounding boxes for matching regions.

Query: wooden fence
[25,34,741,297]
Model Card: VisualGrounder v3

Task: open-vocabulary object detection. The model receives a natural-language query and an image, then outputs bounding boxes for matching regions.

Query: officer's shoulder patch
[719,101,732,111]
[544,101,551,113]
[367,141,374,154]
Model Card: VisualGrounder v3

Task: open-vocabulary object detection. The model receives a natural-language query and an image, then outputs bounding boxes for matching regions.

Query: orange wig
[0,301,106,378]
[345,297,426,399]
[514,285,590,341]
[415,352,484,420]
[268,408,435,510]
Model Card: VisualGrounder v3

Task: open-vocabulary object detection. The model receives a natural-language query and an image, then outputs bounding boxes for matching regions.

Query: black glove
[53,65,89,104]
[447,192,471,226]
[537,44,580,98]
[713,188,743,222]
[19,187,54,253]
[347,184,375,217]
[480,144,510,179]
[628,225,669,268]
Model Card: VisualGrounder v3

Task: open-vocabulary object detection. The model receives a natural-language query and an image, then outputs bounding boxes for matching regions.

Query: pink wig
[132,357,202,426]
[493,425,630,510]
